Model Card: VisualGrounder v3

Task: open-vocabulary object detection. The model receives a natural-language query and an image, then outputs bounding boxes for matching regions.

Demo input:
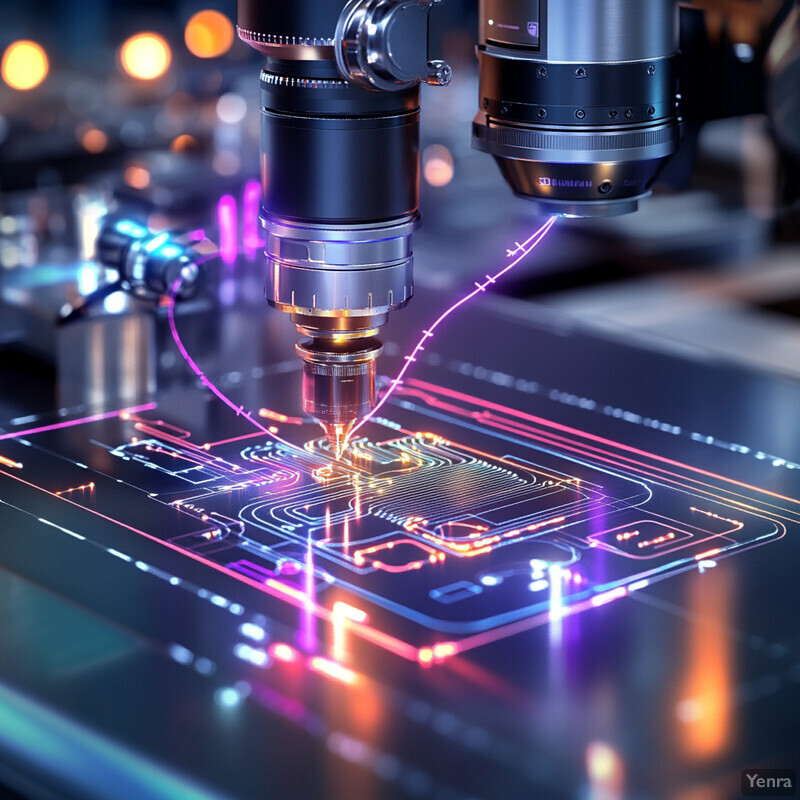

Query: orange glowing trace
[2,40,49,90]
[120,33,172,81]
[0,455,23,469]
[55,482,95,497]
[184,10,235,58]
[310,656,359,685]
[417,642,456,666]
[332,602,369,624]
[258,408,303,425]
[269,642,299,663]
[353,539,444,572]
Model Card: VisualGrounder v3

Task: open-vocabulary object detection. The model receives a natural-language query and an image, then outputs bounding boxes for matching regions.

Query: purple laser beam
[348,215,558,442]
[167,216,557,458]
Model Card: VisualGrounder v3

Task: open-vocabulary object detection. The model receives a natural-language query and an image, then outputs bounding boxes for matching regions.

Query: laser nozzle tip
[323,423,353,460]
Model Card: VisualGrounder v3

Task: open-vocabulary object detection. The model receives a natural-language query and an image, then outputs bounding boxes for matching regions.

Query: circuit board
[0,370,793,668]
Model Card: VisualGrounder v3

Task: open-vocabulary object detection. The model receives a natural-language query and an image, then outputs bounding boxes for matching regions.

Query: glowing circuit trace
[0,221,794,667]
[0,374,790,667]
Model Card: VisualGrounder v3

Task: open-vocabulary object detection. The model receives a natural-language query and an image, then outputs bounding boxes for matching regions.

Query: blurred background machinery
[1,0,800,420]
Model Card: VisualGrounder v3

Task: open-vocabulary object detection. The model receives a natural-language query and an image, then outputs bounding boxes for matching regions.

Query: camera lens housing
[472,0,683,217]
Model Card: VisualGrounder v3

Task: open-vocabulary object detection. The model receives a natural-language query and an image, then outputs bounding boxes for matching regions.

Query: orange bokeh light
[124,165,151,190]
[80,128,108,153]
[423,144,455,188]
[2,40,49,91]
[170,133,197,153]
[120,33,171,81]
[185,10,235,58]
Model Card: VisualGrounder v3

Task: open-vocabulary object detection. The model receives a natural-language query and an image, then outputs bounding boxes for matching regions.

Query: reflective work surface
[0,288,799,800]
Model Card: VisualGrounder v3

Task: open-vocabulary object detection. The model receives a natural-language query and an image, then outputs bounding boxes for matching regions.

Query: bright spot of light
[124,165,151,190]
[269,642,299,663]
[233,643,269,667]
[586,741,623,790]
[120,33,172,81]
[2,40,49,91]
[217,93,247,124]
[77,264,100,296]
[734,42,755,63]
[215,686,242,708]
[171,133,197,153]
[239,622,266,642]
[310,656,359,685]
[80,127,108,153]
[480,574,502,586]
[185,10,235,59]
[103,291,126,315]
[423,144,455,187]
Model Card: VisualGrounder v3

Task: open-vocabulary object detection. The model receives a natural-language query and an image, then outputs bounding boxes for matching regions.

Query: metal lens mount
[264,214,419,340]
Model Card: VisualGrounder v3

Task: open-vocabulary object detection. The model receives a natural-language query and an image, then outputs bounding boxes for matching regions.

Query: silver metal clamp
[335,0,452,92]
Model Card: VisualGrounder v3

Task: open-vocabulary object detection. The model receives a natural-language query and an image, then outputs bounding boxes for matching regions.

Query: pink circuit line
[348,215,558,442]
[0,403,158,442]
[167,278,301,454]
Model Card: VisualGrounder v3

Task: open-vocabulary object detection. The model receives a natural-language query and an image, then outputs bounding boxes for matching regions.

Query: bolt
[537,67,547,78]
[647,106,655,116]
[625,108,634,119]
[575,109,586,120]
[647,65,656,76]
[537,108,547,119]
[609,110,619,119]
[575,67,587,78]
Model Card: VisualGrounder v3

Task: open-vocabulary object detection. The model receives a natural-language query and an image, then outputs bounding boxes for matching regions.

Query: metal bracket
[335,0,452,92]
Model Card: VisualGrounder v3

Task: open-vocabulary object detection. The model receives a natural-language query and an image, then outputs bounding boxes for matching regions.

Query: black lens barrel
[238,0,344,44]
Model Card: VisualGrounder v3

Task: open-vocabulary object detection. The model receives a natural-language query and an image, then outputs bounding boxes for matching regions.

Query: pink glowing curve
[348,215,558,441]
[167,277,299,454]
[0,403,157,442]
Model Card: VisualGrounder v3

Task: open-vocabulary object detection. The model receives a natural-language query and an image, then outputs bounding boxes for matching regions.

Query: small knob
[426,59,452,87]
[335,0,451,92]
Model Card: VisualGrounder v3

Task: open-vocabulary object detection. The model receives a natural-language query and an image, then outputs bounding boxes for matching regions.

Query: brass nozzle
[296,339,383,459]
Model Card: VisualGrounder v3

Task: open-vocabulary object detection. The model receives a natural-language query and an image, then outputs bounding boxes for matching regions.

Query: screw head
[575,109,586,120]
[647,106,656,116]
[647,65,656,76]
[501,104,509,115]
[625,108,634,119]
[483,97,489,109]
[609,109,619,119]
[575,67,587,78]
[537,108,547,119]
[537,67,547,78]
